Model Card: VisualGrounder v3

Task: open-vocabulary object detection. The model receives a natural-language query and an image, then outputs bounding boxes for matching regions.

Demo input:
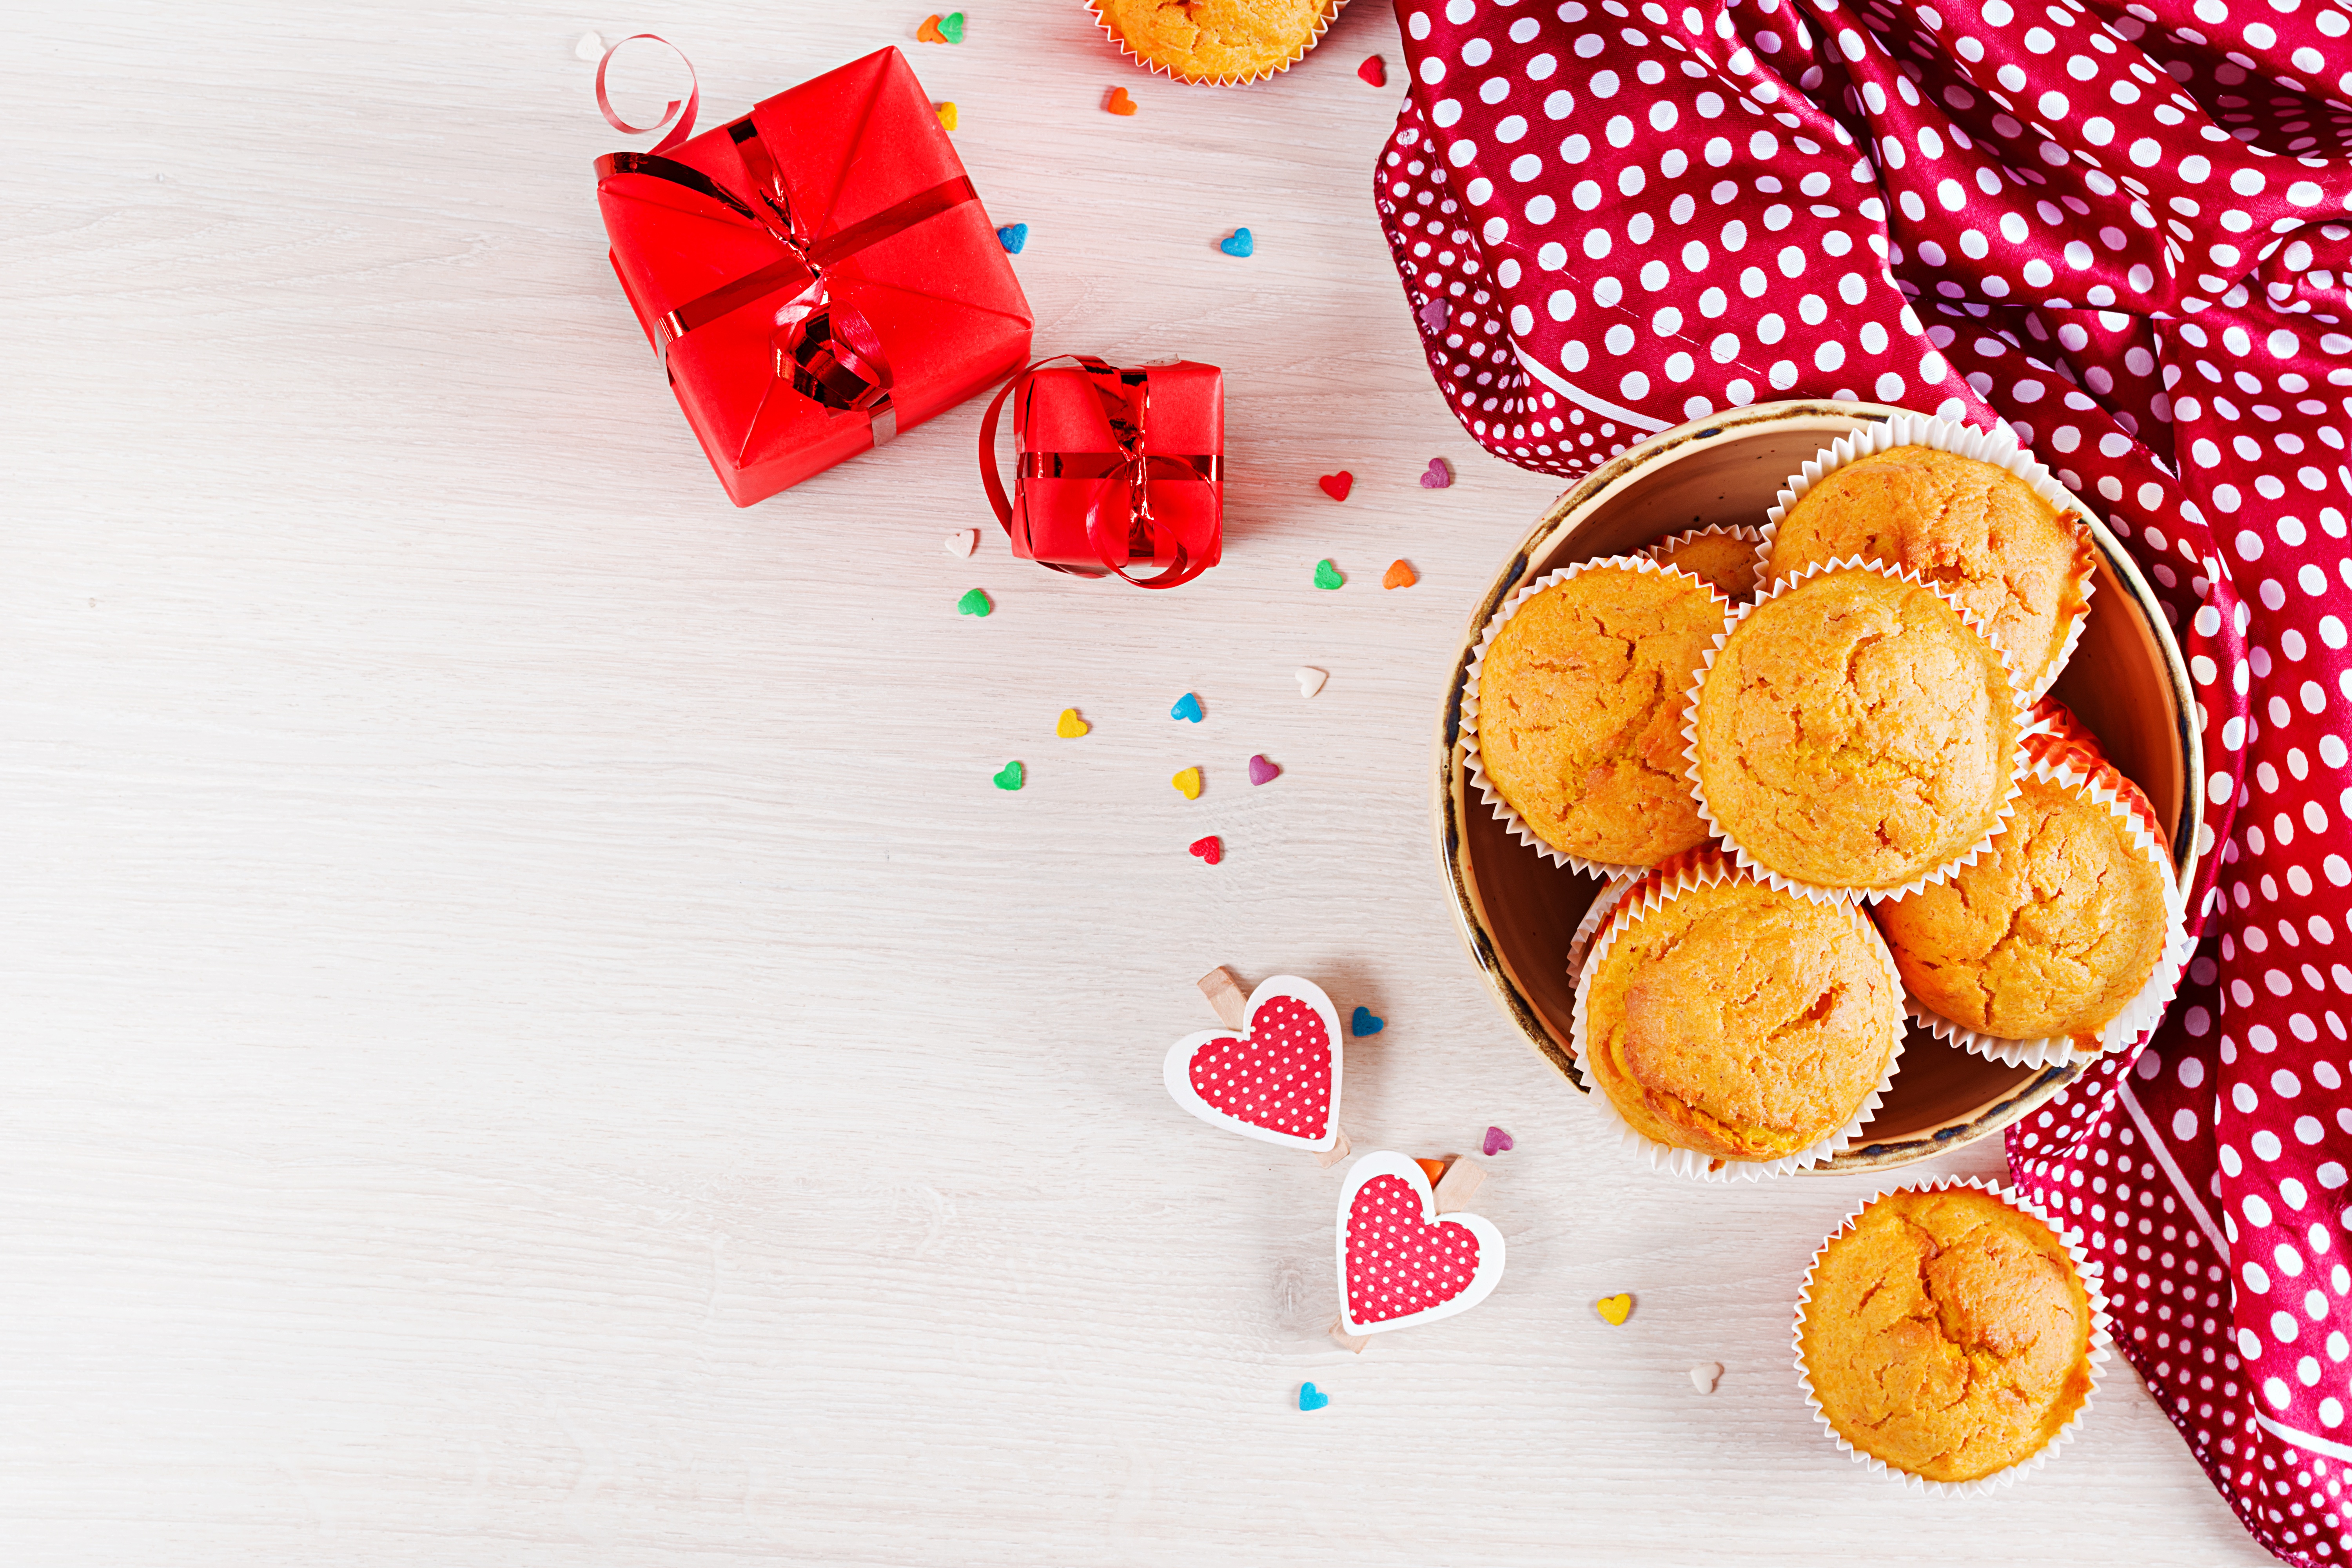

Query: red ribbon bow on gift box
[979,356,1221,588]
[593,42,975,459]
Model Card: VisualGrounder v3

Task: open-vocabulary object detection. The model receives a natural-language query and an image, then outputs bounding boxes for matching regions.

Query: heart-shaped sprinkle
[1483,1125,1514,1156]
[1350,1006,1384,1037]
[1170,691,1203,723]
[1298,1381,1330,1412]
[1313,559,1344,590]
[1106,85,1137,115]
[1247,754,1279,786]
[1415,1157,1448,1186]
[1357,54,1386,86]
[993,760,1024,791]
[1417,297,1448,334]
[1295,666,1328,698]
[1189,835,1223,865]
[935,101,958,131]
[1690,1362,1723,1394]
[997,222,1027,254]
[1383,559,1417,590]
[1220,227,1253,258]
[957,588,992,617]
[1419,458,1452,488]
[939,11,965,41]
[1056,708,1089,739]
[945,529,978,557]
[575,30,608,61]
[1171,766,1202,800]
[917,13,946,42]
[1317,472,1352,502]
[1594,1293,1634,1326]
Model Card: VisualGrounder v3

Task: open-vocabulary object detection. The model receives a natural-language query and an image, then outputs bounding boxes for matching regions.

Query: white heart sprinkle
[1690,1362,1722,1394]
[1295,667,1328,698]
[945,530,978,558]
[575,31,608,62]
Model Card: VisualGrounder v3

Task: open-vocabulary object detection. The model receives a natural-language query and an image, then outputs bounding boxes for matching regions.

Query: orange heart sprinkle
[1383,559,1417,590]
[917,14,946,42]
[1415,1157,1448,1187]
[1106,85,1138,116]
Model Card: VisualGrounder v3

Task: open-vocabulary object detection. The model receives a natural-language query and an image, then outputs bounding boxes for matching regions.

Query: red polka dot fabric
[1186,996,1333,1139]
[1344,1173,1486,1323]
[1384,2,2352,1558]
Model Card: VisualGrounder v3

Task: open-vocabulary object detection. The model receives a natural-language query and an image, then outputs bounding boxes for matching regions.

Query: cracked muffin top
[1474,561,1729,867]
[1579,857,1904,1163]
[1874,767,2171,1045]
[1765,444,2093,694]
[1800,1187,2096,1483]
[1094,0,1336,82]
[1692,566,2020,895]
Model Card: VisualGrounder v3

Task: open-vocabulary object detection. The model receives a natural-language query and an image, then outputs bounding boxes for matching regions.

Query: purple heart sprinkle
[1417,296,1447,334]
[1483,1125,1514,1156]
[1247,754,1280,786]
[1419,457,1452,489]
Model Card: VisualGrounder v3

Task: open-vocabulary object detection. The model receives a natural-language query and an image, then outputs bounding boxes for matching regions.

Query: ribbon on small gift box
[978,356,1223,588]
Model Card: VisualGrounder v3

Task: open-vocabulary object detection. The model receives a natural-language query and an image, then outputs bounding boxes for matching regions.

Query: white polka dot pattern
[1187,996,1332,1139]
[1383,1,2352,1557]
[1343,1173,1485,1323]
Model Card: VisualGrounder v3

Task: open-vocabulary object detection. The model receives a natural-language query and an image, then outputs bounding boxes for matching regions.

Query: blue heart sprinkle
[1350,1006,1384,1037]
[1171,691,1203,723]
[1219,227,1253,258]
[1298,1381,1330,1412]
[997,222,1027,255]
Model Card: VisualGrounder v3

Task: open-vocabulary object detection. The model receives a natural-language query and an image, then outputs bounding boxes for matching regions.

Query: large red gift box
[979,358,1223,588]
[594,47,1034,506]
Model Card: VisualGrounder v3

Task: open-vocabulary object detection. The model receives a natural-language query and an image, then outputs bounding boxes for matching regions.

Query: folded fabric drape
[1380,2,2352,1557]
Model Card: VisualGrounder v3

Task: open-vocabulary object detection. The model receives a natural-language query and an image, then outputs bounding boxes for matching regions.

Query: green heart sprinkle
[958,588,992,617]
[993,760,1024,791]
[1313,559,1343,590]
[940,11,965,41]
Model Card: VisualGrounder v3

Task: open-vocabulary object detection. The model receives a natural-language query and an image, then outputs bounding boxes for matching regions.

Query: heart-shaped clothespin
[1167,969,1343,1152]
[1335,1152,1506,1338]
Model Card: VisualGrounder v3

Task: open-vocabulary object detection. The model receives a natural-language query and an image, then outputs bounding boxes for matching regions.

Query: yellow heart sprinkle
[1171,766,1201,800]
[935,101,958,131]
[1056,708,1089,739]
[1594,1292,1634,1326]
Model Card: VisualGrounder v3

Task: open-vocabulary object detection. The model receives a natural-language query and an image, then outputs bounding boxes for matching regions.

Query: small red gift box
[594,48,1034,506]
[979,358,1223,587]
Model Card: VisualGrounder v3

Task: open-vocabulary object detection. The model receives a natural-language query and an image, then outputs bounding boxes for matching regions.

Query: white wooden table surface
[3,2,2276,1563]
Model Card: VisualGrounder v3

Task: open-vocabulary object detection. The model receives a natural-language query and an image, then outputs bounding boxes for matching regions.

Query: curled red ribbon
[594,34,699,155]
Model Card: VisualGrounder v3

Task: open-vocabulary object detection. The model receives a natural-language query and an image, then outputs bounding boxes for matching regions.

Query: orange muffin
[1649,526,1762,602]
[1090,0,1338,82]
[1799,1187,2098,1484]
[1766,444,2093,695]
[1691,567,2021,896]
[1578,860,1904,1164]
[1475,561,1728,868]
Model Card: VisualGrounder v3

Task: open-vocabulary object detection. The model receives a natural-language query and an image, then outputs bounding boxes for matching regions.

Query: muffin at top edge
[1094,0,1337,81]
[1800,1187,2096,1484]
[1651,528,1761,603]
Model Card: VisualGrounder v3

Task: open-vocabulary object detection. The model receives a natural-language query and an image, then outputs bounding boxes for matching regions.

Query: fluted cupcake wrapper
[1462,554,1729,879]
[1082,0,1347,85]
[1562,875,1635,992]
[1646,524,1766,604]
[1756,411,2097,703]
[1568,847,1906,1183]
[1900,737,2194,1070]
[1793,1177,2114,1497]
[1682,555,2031,906]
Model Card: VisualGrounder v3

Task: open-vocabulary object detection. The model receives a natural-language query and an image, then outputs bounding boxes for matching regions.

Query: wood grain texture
[1,2,2271,1563]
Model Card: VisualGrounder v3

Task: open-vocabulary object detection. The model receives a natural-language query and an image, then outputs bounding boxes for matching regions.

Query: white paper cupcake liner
[1568,848,1906,1182]
[1898,734,2193,1069]
[1793,1177,2114,1496]
[1682,556,2030,906]
[1757,412,2097,703]
[1461,554,1730,878]
[1647,524,1766,603]
[1083,0,1347,85]
[1563,875,1635,990]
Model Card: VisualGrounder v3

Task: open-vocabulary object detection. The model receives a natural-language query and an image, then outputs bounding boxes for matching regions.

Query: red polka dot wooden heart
[1163,976,1343,1152]
[1334,1152,1506,1336]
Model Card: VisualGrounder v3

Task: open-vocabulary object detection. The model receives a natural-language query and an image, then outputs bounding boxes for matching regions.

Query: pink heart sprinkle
[1420,458,1451,489]
[1248,754,1280,786]
[1483,1125,1514,1156]
[1417,297,1447,334]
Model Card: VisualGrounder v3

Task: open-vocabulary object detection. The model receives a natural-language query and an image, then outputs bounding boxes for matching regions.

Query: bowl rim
[1430,398,2205,1173]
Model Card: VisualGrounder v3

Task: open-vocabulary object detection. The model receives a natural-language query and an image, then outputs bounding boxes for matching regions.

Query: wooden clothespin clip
[1194,965,1352,1167]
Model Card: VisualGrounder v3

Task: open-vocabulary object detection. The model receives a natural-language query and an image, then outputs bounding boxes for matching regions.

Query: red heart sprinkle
[1189,835,1223,865]
[1318,472,1353,501]
[1357,55,1386,87]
